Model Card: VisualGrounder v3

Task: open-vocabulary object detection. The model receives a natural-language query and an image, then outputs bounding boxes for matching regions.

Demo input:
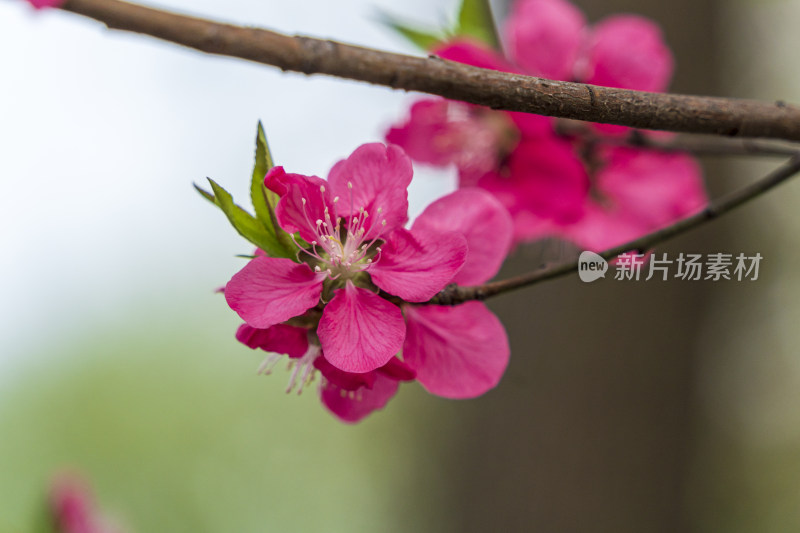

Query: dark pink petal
[313,355,376,391]
[583,15,673,92]
[317,282,406,373]
[560,203,641,251]
[225,257,325,329]
[434,38,517,72]
[314,355,415,392]
[404,302,510,399]
[235,324,309,359]
[327,143,412,239]
[320,373,400,423]
[386,100,460,167]
[413,188,513,285]
[565,148,707,250]
[508,210,560,244]
[265,166,335,243]
[597,148,706,226]
[505,0,586,80]
[369,228,467,302]
[378,357,417,382]
[506,111,553,139]
[479,137,589,230]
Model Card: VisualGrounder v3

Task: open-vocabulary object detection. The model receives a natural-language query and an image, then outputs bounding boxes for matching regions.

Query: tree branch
[428,154,800,305]
[555,123,800,158]
[59,0,800,141]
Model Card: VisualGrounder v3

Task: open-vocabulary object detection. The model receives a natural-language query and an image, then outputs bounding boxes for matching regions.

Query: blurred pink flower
[49,474,123,533]
[505,0,673,92]
[387,0,707,251]
[27,0,63,9]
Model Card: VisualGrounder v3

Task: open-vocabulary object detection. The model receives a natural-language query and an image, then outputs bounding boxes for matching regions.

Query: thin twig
[428,155,800,305]
[616,134,800,157]
[555,123,800,158]
[59,0,800,141]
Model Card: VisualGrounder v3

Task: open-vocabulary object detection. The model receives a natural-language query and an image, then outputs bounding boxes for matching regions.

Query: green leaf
[206,178,294,259]
[193,183,216,204]
[249,121,296,256]
[250,121,275,226]
[377,11,446,51]
[455,0,499,49]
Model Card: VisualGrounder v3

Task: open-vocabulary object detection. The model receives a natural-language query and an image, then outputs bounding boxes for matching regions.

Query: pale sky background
[0,0,458,382]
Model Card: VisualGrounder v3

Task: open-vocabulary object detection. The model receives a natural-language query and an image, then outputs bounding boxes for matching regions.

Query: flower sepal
[195,122,298,259]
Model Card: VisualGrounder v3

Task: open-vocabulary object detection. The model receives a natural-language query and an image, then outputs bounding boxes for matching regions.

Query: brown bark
[60,0,800,141]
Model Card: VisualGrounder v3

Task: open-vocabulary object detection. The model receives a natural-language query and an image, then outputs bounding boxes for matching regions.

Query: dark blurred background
[443,1,800,531]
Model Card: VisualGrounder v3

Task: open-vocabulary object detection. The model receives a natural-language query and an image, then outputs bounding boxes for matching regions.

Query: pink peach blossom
[231,184,514,422]
[387,0,706,252]
[225,143,468,374]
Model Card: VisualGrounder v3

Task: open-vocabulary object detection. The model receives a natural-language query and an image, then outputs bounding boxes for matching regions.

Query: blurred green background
[0,297,459,532]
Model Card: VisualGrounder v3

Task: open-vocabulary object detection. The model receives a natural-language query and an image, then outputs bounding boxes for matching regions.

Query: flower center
[296,182,386,280]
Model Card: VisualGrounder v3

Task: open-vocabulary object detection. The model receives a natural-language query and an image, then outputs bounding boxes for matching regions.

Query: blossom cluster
[204,0,712,424]
[225,144,513,422]
[387,0,708,250]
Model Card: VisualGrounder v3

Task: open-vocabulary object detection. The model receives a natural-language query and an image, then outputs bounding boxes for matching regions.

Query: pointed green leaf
[377,11,446,51]
[250,120,275,226]
[206,178,293,259]
[194,183,216,204]
[455,0,499,49]
[250,121,296,256]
